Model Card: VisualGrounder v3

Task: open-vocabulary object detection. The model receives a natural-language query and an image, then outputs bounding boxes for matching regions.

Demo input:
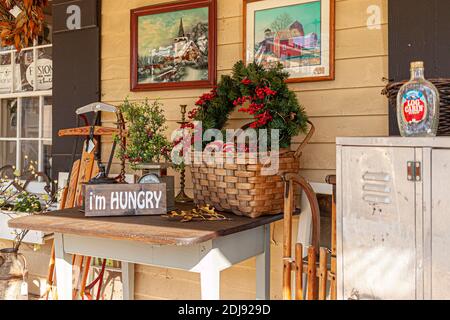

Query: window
[0,6,52,177]
[0,44,52,177]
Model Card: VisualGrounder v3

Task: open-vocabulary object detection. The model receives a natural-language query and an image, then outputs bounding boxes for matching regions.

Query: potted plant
[0,190,40,301]
[0,164,56,300]
[115,99,174,176]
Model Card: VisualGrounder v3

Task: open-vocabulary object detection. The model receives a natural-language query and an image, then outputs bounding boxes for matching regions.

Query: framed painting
[130,0,217,91]
[244,0,335,83]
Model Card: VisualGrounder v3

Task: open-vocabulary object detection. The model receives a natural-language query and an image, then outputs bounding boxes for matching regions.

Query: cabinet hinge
[407,161,421,182]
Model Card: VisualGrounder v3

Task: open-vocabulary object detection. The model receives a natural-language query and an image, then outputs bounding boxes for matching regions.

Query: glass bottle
[397,61,440,137]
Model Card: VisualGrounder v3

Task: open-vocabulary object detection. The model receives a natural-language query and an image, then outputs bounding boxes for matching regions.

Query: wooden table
[9,206,282,300]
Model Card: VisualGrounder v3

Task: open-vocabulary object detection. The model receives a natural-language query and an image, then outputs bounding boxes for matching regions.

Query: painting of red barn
[245,0,335,83]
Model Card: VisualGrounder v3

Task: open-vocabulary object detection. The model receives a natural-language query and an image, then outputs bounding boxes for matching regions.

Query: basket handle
[294,120,315,159]
[237,120,315,158]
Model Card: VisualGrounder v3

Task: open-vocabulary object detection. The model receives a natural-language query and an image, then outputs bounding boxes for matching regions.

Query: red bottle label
[402,91,427,124]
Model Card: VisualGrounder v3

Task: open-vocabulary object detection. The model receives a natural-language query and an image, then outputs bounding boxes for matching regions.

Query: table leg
[121,262,135,300]
[200,268,221,300]
[256,224,271,300]
[54,233,73,300]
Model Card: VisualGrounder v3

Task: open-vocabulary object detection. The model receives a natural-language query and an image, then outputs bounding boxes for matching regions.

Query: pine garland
[189,61,308,149]
[0,0,48,51]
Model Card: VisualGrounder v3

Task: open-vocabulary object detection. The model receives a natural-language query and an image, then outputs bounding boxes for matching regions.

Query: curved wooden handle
[294,120,315,159]
[284,173,321,251]
[282,173,321,300]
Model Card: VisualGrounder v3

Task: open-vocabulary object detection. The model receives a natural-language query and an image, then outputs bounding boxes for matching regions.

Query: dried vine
[163,205,231,223]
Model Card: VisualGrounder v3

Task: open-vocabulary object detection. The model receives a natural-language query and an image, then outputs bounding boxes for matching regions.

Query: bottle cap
[411,61,424,69]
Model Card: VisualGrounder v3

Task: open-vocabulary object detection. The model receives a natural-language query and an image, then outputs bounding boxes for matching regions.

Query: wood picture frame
[130,0,217,92]
[243,0,335,83]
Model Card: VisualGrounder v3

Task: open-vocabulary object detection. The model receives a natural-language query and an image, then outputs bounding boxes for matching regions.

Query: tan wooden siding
[101,0,388,182]
[2,0,388,301]
[98,0,388,300]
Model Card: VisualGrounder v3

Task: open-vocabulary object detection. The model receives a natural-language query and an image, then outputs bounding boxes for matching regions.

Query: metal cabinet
[336,137,450,300]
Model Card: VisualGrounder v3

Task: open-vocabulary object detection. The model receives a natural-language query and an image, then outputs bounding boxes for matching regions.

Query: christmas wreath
[0,0,48,51]
[186,61,308,149]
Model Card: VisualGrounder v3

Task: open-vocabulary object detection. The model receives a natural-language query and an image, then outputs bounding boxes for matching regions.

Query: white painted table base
[54,225,271,300]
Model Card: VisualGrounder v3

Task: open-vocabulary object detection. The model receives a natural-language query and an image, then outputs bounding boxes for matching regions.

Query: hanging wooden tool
[44,102,126,300]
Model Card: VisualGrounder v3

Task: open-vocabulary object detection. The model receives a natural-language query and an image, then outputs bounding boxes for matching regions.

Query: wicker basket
[382,79,450,135]
[190,121,315,218]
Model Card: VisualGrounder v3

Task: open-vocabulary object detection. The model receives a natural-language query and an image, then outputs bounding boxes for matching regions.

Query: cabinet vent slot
[363,184,391,193]
[363,172,390,182]
[363,194,391,204]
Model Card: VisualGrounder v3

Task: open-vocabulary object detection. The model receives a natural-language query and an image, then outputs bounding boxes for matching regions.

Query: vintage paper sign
[26,58,53,91]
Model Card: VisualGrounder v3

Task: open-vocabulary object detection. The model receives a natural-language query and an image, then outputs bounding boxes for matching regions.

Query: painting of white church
[137,7,209,84]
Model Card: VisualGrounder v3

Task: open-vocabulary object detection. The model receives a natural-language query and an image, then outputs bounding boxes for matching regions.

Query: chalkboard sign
[84,184,167,217]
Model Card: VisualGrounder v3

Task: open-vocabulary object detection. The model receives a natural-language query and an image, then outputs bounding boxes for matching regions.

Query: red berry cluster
[174,105,201,149]
[233,96,250,107]
[195,89,216,107]
[188,108,198,120]
[241,78,252,85]
[188,75,281,137]
[235,81,278,129]
[180,122,195,130]
[250,111,273,129]
[255,86,277,99]
[238,102,264,115]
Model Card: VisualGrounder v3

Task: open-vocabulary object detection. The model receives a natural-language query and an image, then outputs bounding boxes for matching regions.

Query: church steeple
[178,18,185,38]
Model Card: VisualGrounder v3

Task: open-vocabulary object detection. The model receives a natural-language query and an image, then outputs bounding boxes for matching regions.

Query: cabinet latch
[407,161,421,182]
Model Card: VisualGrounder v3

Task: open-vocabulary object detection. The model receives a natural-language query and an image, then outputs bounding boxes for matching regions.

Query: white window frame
[0,42,52,173]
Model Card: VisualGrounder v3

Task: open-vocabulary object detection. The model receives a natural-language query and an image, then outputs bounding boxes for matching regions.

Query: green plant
[1,188,53,251]
[11,192,42,213]
[0,161,53,213]
[189,61,308,149]
[0,162,57,251]
[116,99,173,168]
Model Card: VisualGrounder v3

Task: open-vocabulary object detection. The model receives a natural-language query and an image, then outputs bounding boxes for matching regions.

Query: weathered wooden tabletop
[8,205,283,246]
